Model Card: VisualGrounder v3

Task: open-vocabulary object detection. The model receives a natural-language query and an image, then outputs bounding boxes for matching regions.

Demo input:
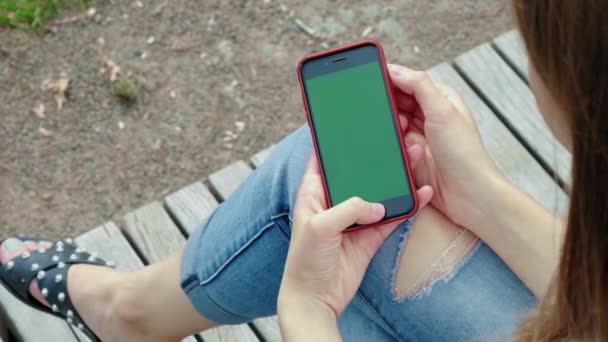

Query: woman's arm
[465,171,564,298]
[388,64,563,298]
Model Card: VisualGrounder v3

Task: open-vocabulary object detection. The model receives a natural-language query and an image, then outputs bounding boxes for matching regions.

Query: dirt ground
[0,0,512,239]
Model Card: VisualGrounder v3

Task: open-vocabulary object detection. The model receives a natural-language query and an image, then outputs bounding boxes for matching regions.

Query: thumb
[310,197,385,234]
[388,64,452,123]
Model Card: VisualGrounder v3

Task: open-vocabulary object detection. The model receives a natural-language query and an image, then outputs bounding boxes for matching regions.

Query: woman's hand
[278,155,432,340]
[389,64,501,227]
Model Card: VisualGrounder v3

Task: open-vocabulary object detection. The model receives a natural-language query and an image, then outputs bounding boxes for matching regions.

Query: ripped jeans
[180,125,536,341]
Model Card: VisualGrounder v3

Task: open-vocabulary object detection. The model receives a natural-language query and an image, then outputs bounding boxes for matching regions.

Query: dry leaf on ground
[101,57,121,81]
[33,103,46,118]
[235,121,246,132]
[41,72,70,111]
[38,127,53,137]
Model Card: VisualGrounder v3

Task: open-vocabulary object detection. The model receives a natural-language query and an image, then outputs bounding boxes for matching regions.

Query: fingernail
[3,238,21,252]
[389,65,401,75]
[372,203,385,217]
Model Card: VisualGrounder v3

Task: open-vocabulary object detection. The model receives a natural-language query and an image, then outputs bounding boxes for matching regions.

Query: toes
[28,280,50,308]
[38,241,53,249]
[26,241,53,252]
[0,238,29,263]
[24,241,39,251]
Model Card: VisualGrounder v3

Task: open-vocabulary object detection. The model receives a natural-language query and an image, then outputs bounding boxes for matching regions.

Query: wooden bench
[0,30,570,341]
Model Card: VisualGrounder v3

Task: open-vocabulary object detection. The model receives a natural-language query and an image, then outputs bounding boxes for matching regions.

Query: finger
[398,113,408,132]
[304,152,320,175]
[415,185,434,210]
[310,197,385,234]
[435,83,466,112]
[399,110,424,135]
[299,153,323,191]
[405,132,433,186]
[406,144,425,169]
[405,131,426,148]
[393,89,417,112]
[388,65,453,122]
[411,119,424,134]
[294,153,328,218]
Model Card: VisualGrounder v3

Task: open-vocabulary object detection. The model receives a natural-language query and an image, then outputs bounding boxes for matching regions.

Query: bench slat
[76,222,143,270]
[454,44,572,185]
[74,222,198,342]
[123,202,259,342]
[202,324,263,342]
[493,30,529,79]
[124,201,187,263]
[0,285,77,342]
[251,316,282,342]
[208,161,253,199]
[250,146,274,168]
[429,63,568,216]
[165,182,219,235]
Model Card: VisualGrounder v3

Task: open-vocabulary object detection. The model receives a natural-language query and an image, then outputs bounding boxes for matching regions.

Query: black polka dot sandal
[0,237,115,342]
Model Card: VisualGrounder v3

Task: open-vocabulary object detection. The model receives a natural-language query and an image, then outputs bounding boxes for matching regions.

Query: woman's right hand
[389,64,502,227]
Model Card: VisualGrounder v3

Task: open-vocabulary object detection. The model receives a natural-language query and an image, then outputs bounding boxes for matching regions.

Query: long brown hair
[513,0,608,340]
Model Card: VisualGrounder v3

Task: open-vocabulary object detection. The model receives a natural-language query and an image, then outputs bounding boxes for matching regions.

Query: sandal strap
[0,238,115,341]
[0,238,109,298]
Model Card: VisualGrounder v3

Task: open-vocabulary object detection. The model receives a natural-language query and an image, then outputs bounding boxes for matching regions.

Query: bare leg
[394,205,479,299]
[70,247,217,342]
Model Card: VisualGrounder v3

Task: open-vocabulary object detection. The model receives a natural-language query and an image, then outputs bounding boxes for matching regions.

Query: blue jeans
[180,126,536,341]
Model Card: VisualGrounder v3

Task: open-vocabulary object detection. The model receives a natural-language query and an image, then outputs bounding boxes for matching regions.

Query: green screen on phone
[305,60,411,206]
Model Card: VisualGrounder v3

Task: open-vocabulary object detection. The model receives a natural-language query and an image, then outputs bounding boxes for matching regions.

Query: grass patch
[0,0,88,28]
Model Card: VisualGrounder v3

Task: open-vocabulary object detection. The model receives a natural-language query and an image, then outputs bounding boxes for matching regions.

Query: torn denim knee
[392,227,481,301]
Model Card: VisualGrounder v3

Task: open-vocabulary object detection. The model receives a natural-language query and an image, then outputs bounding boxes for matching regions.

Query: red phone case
[297,40,419,231]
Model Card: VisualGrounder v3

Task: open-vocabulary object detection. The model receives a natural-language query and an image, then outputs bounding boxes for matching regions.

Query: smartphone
[297,41,418,230]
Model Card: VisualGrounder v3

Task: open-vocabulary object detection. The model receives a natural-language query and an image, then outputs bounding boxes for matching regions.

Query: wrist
[278,288,340,341]
[458,170,511,234]
[278,289,337,322]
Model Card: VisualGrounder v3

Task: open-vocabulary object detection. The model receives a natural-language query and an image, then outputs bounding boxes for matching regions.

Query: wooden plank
[76,221,144,271]
[74,222,198,342]
[208,161,253,199]
[428,63,568,216]
[123,202,259,342]
[251,317,281,342]
[250,146,274,168]
[454,44,572,185]
[0,282,78,342]
[203,324,263,342]
[165,182,219,235]
[124,201,188,263]
[494,30,529,79]
[0,315,8,342]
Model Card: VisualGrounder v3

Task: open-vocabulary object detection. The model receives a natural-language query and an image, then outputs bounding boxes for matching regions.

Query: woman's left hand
[278,152,432,336]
